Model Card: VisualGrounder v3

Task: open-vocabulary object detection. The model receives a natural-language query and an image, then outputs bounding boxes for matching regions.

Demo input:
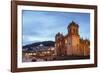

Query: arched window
[65,40,67,44]
[73,28,75,33]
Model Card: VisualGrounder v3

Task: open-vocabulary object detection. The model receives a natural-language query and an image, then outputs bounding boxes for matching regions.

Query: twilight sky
[22,10,90,46]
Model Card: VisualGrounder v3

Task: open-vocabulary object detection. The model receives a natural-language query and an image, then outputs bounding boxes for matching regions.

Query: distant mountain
[23,41,55,49]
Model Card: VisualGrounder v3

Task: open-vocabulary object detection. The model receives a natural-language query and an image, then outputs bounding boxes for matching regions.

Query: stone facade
[55,21,90,56]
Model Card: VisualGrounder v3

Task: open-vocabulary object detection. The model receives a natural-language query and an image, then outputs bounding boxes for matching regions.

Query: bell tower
[67,21,80,55]
[67,21,79,36]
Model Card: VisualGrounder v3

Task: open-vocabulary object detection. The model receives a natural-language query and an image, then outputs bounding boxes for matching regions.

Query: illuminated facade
[55,21,90,56]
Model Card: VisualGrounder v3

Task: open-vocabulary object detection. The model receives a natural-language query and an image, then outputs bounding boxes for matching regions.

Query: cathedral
[55,21,90,56]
